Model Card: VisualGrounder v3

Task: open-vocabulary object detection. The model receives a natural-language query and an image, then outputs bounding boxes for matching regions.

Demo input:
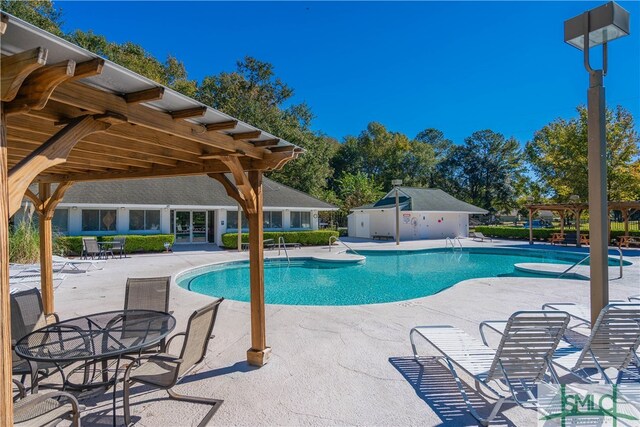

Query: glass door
[192,211,207,243]
[175,211,191,243]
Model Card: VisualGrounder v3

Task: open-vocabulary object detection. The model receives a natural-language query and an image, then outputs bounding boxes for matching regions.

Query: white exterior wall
[349,210,471,240]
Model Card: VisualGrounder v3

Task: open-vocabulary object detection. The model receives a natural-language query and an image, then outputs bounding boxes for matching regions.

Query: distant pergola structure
[525,201,640,246]
[1,13,303,423]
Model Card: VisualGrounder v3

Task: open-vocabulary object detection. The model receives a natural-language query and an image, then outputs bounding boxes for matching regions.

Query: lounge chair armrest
[479,320,507,346]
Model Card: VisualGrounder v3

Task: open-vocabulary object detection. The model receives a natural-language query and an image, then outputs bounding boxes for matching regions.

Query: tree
[331,122,436,191]
[197,57,335,197]
[415,128,454,189]
[1,0,63,36]
[67,30,197,96]
[336,172,384,213]
[449,130,525,213]
[526,105,640,201]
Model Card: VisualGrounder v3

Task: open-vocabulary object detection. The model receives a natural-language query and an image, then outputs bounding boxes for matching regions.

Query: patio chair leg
[167,388,223,427]
[123,379,132,426]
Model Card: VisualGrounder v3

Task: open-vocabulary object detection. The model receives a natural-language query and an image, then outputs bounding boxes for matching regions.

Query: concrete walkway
[42,239,640,426]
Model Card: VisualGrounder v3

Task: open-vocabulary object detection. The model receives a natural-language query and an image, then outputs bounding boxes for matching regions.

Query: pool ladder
[276,236,291,266]
[557,247,624,280]
[328,236,360,255]
[445,237,463,251]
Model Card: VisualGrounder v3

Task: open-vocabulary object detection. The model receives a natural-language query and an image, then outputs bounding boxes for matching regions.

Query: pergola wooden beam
[170,106,207,120]
[251,138,280,148]
[1,47,48,102]
[123,87,165,104]
[231,130,261,140]
[7,114,110,216]
[49,81,267,159]
[205,120,237,132]
[5,60,77,115]
[71,58,105,80]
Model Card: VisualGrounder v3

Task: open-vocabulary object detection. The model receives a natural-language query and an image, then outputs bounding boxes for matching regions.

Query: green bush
[101,234,175,253]
[9,220,68,262]
[9,221,40,263]
[221,230,339,249]
[58,234,175,255]
[474,226,640,242]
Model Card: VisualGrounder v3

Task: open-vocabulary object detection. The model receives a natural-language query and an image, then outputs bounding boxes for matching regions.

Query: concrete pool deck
[42,238,639,426]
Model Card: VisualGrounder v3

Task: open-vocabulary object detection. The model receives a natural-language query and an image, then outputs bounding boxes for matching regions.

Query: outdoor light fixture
[392,180,402,246]
[564,2,630,50]
[564,1,630,326]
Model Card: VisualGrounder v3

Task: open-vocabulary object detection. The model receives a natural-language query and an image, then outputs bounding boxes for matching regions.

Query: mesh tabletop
[15,310,176,363]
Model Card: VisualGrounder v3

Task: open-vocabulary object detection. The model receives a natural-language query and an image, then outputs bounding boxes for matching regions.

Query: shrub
[9,221,40,263]
[101,234,175,253]
[221,230,339,249]
[474,226,640,242]
[9,220,68,262]
[58,234,175,255]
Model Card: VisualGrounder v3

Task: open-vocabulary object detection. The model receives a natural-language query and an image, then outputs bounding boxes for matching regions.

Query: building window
[226,210,247,230]
[263,211,283,229]
[291,211,311,229]
[130,210,161,231]
[52,209,69,234]
[82,209,117,232]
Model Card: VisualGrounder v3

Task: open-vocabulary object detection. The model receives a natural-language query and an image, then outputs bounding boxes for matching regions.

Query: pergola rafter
[0,13,302,423]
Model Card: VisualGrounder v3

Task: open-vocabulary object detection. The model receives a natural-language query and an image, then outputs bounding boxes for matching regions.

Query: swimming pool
[178,248,628,306]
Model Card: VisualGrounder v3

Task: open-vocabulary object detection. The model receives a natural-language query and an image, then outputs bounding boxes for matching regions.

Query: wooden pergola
[1,14,302,423]
[525,201,640,246]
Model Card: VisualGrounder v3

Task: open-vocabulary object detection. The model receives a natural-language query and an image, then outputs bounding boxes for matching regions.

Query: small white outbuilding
[348,187,487,240]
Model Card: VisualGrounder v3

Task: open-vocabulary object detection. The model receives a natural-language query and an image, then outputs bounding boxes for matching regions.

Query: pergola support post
[208,166,271,367]
[38,183,54,313]
[246,170,270,366]
[27,181,73,314]
[237,205,242,252]
[1,100,14,426]
[559,210,565,235]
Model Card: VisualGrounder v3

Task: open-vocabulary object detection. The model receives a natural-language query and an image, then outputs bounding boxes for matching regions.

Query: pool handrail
[277,236,291,266]
[557,247,624,280]
[445,237,463,251]
[328,237,360,255]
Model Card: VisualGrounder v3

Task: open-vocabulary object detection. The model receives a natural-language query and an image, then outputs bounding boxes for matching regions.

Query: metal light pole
[392,179,402,245]
[564,1,630,325]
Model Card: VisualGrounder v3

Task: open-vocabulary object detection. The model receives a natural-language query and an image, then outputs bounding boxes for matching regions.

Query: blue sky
[58,1,639,146]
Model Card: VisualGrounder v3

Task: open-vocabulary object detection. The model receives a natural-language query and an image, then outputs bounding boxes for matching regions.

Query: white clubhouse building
[21,176,337,246]
[348,187,487,240]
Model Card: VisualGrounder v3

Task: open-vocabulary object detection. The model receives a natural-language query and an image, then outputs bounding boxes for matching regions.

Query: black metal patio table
[15,309,176,426]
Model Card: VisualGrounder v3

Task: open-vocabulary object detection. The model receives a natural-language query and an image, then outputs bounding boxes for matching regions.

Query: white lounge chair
[410,311,570,426]
[52,255,104,271]
[470,231,492,242]
[542,300,627,329]
[550,303,640,384]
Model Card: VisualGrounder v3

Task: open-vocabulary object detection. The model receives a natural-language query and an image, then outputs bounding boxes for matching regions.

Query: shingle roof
[57,175,337,210]
[353,188,487,214]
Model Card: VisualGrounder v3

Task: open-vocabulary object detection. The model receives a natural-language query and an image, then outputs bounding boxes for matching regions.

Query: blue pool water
[178,248,621,306]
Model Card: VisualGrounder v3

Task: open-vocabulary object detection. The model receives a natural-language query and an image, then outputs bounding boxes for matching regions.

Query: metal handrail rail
[445,237,463,251]
[328,236,360,255]
[557,248,624,280]
[277,236,290,265]
[557,254,590,279]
